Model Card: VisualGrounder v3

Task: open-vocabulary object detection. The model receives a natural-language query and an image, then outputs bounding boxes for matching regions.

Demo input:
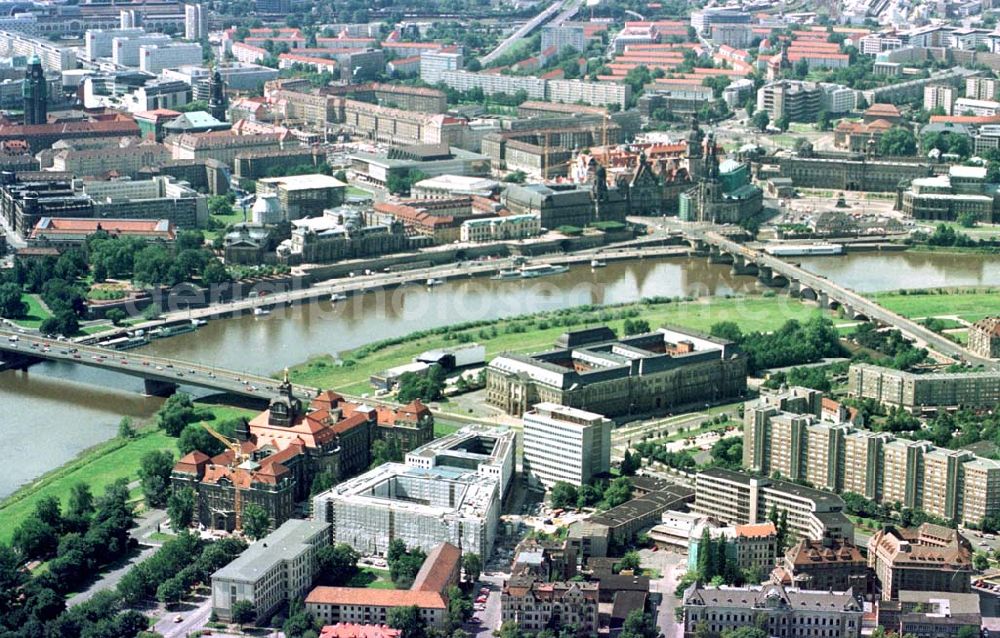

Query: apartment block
[184,3,206,40]
[541,25,586,54]
[692,468,854,542]
[420,50,463,85]
[84,27,146,60]
[501,578,599,633]
[211,519,330,622]
[967,76,999,101]
[848,363,1000,413]
[744,384,1000,525]
[969,316,1000,358]
[756,80,822,122]
[923,84,956,115]
[0,31,75,71]
[112,32,173,67]
[522,402,611,489]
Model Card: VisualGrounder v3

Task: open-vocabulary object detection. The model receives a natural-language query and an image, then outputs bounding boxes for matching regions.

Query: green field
[0,404,256,544]
[9,294,52,330]
[289,295,833,393]
[346,185,373,198]
[870,289,1000,324]
[348,567,395,589]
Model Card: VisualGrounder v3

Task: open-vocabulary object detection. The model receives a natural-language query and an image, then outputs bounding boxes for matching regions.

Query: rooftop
[258,174,347,191]
[213,519,329,583]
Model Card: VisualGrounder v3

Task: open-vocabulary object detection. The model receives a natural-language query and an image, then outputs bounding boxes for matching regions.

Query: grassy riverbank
[288,294,833,394]
[0,403,256,544]
[870,288,1000,324]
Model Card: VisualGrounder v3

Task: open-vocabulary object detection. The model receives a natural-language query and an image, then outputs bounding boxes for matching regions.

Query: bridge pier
[756,266,788,288]
[143,379,178,397]
[0,350,41,371]
[707,247,734,265]
[730,255,758,276]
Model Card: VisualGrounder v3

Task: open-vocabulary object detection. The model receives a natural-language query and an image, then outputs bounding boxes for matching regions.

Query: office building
[85,27,147,61]
[404,424,516,500]
[459,213,540,243]
[211,519,330,622]
[569,484,694,556]
[877,591,981,638]
[969,316,1000,358]
[184,4,206,40]
[255,174,346,221]
[690,7,750,34]
[682,584,863,638]
[28,217,175,248]
[848,363,1000,412]
[312,463,500,558]
[757,80,823,122]
[955,97,1000,116]
[166,130,284,165]
[692,468,854,542]
[48,137,170,178]
[412,175,499,199]
[112,32,174,67]
[868,525,973,600]
[82,176,208,228]
[419,50,463,85]
[924,84,956,115]
[486,326,746,417]
[501,578,599,633]
[139,42,203,74]
[773,538,870,593]
[522,403,611,489]
[306,542,461,630]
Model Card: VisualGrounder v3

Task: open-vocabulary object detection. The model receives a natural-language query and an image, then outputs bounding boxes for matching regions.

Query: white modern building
[184,3,206,40]
[954,96,1000,117]
[411,174,499,199]
[85,28,147,61]
[404,424,516,499]
[924,84,956,115]
[522,402,611,489]
[460,214,541,243]
[139,42,203,74]
[211,519,330,623]
[112,32,173,67]
[0,31,75,71]
[313,463,500,558]
[420,50,463,85]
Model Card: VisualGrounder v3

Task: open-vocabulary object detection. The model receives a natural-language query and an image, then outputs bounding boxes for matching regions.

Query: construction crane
[202,422,249,532]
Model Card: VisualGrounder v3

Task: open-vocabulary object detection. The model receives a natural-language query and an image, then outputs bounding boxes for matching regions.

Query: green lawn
[870,290,1000,324]
[346,185,373,198]
[434,420,462,438]
[288,296,833,392]
[9,294,51,330]
[0,403,256,544]
[348,568,395,589]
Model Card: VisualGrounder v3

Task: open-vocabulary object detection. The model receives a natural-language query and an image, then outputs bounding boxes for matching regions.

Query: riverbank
[288,294,833,394]
[0,403,256,544]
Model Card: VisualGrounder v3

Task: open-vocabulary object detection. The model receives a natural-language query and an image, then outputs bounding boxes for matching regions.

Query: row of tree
[549,477,634,512]
[710,316,844,375]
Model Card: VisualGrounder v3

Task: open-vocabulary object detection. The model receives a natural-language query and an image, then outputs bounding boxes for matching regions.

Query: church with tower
[22,56,47,126]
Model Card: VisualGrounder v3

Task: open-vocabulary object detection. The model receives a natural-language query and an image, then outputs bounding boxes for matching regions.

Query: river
[1,250,998,498]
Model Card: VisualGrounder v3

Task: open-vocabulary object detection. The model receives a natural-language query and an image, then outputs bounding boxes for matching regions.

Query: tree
[231,600,255,628]
[12,516,58,559]
[0,283,26,318]
[751,110,770,132]
[202,259,230,285]
[710,321,743,343]
[177,424,225,456]
[620,610,658,638]
[445,585,472,631]
[775,114,790,132]
[616,550,641,573]
[550,482,579,509]
[106,308,127,326]
[316,543,360,586]
[387,605,426,638]
[156,577,186,605]
[722,629,769,638]
[241,503,271,540]
[67,482,95,523]
[878,126,917,156]
[793,58,809,79]
[776,509,789,553]
[34,496,63,532]
[601,477,632,509]
[816,109,831,131]
[138,450,174,508]
[462,552,482,584]
[167,488,195,531]
[958,211,978,228]
[498,622,526,638]
[117,416,136,439]
[974,551,990,571]
[957,627,981,638]
[620,449,639,476]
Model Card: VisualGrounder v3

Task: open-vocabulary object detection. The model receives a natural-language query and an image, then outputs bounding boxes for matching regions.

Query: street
[640,548,688,638]
[466,572,506,638]
[152,594,213,638]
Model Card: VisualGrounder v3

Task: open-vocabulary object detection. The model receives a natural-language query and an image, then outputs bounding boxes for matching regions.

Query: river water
[2,250,998,498]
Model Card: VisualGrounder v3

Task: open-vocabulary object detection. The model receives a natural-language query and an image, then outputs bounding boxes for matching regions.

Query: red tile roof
[306,588,447,609]
[320,625,401,638]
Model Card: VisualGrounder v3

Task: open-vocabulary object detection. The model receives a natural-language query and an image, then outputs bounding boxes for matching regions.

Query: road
[466,572,505,638]
[641,548,687,638]
[480,0,564,65]
[68,509,168,607]
[153,594,213,638]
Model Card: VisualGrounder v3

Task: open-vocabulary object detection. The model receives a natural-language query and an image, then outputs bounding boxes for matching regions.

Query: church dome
[251,193,282,225]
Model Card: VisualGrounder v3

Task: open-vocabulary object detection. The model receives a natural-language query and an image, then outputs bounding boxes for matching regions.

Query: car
[475,596,487,603]
[173,615,183,623]
[120,360,128,365]
[72,354,81,359]
[156,365,164,371]
[176,372,184,377]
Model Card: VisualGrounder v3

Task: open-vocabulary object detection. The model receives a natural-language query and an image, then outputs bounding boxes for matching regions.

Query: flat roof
[259,174,347,190]
[213,519,329,583]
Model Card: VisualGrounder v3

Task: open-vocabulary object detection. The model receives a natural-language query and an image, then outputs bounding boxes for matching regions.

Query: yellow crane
[202,422,248,532]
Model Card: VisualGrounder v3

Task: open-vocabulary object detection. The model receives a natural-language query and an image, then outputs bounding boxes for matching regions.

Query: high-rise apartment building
[522,403,611,488]
[923,84,956,115]
[540,25,586,54]
[184,4,206,40]
[420,50,463,85]
[744,385,1000,525]
[848,363,1000,413]
[967,76,999,101]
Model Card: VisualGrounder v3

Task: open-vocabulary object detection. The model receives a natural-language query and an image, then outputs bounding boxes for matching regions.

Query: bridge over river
[688,230,993,366]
